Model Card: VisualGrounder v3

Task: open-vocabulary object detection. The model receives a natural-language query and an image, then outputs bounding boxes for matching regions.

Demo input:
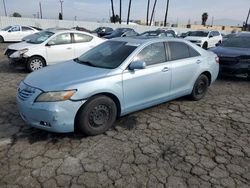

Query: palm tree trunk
[110,0,115,23]
[164,0,169,27]
[149,0,157,26]
[127,0,132,24]
[119,0,122,24]
[146,0,150,26]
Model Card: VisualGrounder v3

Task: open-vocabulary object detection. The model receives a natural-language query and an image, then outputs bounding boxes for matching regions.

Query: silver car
[17,37,219,135]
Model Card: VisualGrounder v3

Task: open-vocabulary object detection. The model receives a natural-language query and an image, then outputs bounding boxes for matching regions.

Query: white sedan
[5,29,105,72]
[0,25,40,42]
[185,30,223,49]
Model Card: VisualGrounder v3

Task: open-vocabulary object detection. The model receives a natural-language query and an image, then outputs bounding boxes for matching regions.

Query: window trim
[166,41,201,62]
[21,26,34,32]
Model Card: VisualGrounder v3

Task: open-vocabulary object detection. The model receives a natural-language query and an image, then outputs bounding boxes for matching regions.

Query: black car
[93,27,113,37]
[210,33,250,77]
[139,30,176,38]
[103,28,138,39]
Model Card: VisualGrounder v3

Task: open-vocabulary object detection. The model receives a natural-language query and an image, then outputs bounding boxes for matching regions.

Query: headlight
[19,48,29,55]
[35,90,76,102]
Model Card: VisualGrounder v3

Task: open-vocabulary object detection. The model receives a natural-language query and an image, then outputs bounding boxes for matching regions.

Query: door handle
[162,67,169,72]
[196,60,202,64]
[66,47,72,50]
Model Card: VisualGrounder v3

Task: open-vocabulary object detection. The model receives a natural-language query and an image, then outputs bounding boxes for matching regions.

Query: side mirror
[129,61,146,70]
[209,35,213,38]
[8,30,11,32]
[46,41,55,46]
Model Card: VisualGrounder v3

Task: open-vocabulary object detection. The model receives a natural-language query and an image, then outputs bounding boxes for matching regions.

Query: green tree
[110,14,120,23]
[59,13,63,20]
[12,12,21,17]
[110,0,116,23]
[202,12,208,26]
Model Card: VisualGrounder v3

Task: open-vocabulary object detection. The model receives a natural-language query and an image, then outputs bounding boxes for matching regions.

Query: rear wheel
[76,95,117,136]
[190,74,209,101]
[26,56,45,72]
[202,42,208,50]
[0,36,4,43]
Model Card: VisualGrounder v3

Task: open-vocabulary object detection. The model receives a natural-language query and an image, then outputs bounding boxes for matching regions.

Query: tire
[190,74,209,101]
[202,42,208,50]
[26,56,45,72]
[77,95,117,136]
[0,36,4,43]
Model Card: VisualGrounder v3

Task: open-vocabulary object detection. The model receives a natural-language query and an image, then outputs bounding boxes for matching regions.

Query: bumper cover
[220,62,250,75]
[16,91,85,133]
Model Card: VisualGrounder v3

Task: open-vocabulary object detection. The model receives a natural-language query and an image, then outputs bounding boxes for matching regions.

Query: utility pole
[211,16,214,26]
[3,0,7,16]
[119,0,122,24]
[164,0,169,27]
[39,2,42,19]
[59,0,64,19]
[149,0,157,26]
[245,8,250,28]
[127,0,132,24]
[146,0,150,25]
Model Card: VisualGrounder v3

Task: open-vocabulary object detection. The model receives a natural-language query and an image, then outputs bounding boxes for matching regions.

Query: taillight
[215,56,219,63]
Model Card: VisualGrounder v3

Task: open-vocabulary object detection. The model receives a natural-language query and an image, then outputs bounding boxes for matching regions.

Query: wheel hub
[30,59,43,71]
[89,105,110,127]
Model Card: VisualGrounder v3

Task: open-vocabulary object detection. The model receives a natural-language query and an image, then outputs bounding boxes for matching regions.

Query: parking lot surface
[0,43,250,188]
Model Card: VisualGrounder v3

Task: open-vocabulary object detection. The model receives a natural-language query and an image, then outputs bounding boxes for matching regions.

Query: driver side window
[10,26,20,32]
[48,33,72,45]
[133,42,166,66]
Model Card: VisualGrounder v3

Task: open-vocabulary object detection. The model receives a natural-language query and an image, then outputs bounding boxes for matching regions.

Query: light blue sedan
[16,37,219,135]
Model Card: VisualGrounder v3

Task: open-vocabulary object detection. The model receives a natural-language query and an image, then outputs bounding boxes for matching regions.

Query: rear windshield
[77,41,138,69]
[220,37,250,48]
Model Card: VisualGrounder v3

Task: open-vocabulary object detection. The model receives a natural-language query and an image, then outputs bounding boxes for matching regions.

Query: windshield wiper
[74,58,97,67]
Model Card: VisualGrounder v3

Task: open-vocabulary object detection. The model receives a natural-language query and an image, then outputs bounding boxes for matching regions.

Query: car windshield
[76,41,138,69]
[2,26,12,31]
[189,31,209,37]
[26,31,54,44]
[220,37,250,48]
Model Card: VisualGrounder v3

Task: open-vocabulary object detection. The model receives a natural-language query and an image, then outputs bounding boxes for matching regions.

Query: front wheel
[26,56,45,72]
[190,74,209,101]
[76,95,117,136]
[202,42,208,50]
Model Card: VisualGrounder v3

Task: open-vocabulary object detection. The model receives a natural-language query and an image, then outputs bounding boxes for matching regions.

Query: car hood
[8,41,38,50]
[185,36,206,41]
[209,46,250,57]
[24,60,112,91]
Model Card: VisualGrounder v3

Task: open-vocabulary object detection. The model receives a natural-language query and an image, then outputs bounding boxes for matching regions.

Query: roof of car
[110,36,186,45]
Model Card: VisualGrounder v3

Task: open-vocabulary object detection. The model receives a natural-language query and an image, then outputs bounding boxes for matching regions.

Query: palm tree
[127,0,132,24]
[149,0,157,26]
[119,0,122,24]
[202,12,208,26]
[146,0,150,25]
[110,0,116,23]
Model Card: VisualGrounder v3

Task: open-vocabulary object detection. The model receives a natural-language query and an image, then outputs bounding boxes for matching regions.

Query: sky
[1,0,250,26]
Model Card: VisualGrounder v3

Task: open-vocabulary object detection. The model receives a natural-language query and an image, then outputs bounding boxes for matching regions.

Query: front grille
[18,84,36,101]
[5,49,17,57]
[219,57,239,65]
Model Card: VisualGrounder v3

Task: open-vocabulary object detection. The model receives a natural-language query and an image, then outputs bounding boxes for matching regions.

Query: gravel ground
[0,43,250,188]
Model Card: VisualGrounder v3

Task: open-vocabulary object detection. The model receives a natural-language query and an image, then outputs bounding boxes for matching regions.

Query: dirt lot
[0,43,250,188]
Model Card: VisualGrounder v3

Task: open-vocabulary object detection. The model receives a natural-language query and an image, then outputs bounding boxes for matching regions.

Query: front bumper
[16,82,85,133]
[220,62,250,75]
